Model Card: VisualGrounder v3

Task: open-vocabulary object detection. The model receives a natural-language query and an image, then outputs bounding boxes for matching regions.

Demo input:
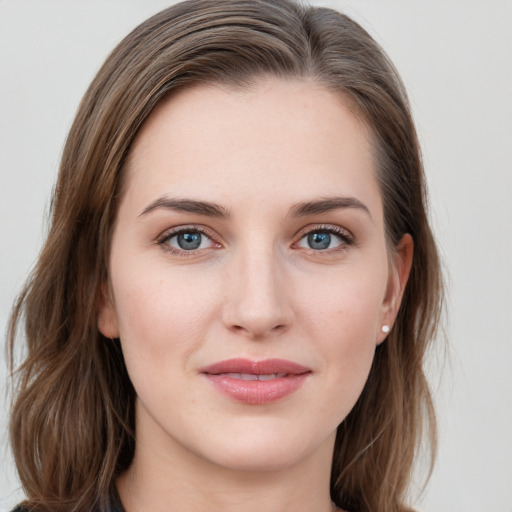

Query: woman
[7,0,443,511]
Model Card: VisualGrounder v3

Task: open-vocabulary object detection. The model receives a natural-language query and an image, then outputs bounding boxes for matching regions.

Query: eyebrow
[289,196,372,220]
[139,197,231,218]
[139,195,371,221]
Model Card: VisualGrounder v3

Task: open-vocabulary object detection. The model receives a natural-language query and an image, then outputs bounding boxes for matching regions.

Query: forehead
[121,78,382,221]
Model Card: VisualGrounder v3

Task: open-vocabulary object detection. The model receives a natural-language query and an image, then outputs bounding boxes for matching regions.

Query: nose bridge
[222,238,290,338]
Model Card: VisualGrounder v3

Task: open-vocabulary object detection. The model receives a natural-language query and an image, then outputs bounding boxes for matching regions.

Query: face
[98,79,411,473]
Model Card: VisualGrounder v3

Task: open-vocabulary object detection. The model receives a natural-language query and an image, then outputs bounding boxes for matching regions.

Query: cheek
[109,261,221,373]
[297,262,387,342]
[294,265,387,408]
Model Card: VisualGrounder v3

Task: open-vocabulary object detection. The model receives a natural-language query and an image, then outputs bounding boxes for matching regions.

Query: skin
[98,78,412,512]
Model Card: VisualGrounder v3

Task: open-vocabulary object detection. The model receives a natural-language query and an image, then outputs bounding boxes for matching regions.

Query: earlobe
[378,234,414,344]
[97,285,120,339]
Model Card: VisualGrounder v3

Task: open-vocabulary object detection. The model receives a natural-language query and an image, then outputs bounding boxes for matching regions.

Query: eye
[295,226,353,252]
[158,226,220,254]
[305,232,335,250]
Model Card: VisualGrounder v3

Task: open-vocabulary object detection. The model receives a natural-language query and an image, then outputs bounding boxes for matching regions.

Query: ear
[97,283,120,339]
[377,233,414,344]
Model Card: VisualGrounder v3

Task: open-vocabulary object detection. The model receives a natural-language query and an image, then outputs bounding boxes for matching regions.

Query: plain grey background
[1,1,511,510]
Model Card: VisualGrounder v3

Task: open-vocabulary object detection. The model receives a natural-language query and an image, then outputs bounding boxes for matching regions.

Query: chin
[207,446,307,473]
[191,421,336,473]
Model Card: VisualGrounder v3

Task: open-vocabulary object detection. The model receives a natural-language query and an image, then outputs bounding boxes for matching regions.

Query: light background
[1,1,511,510]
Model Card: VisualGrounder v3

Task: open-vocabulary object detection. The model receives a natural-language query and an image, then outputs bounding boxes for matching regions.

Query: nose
[221,245,293,340]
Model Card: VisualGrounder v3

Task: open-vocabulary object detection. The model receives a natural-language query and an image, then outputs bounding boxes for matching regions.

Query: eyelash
[156,225,220,256]
[293,224,355,254]
[156,224,355,257]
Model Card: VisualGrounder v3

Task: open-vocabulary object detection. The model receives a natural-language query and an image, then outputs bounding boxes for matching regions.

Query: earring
[381,325,390,334]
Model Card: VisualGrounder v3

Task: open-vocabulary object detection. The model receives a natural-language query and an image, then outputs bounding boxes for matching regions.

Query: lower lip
[203,374,310,405]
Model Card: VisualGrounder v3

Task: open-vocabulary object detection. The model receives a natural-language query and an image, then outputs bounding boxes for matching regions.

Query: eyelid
[292,224,355,252]
[154,223,354,256]
[156,224,222,254]
[294,224,354,243]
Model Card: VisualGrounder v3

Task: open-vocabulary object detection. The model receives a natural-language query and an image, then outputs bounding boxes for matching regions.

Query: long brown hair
[8,1,443,511]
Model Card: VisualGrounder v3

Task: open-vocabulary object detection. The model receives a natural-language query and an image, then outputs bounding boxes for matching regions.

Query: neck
[117,411,338,512]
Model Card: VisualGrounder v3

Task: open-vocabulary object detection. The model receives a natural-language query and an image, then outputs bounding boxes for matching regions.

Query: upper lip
[199,358,311,376]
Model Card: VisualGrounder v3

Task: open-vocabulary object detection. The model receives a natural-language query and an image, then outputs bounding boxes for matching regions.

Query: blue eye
[176,232,203,250]
[307,232,332,250]
[296,227,352,252]
[161,229,216,252]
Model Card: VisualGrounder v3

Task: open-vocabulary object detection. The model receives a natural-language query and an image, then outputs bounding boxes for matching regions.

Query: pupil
[177,232,201,250]
[308,232,331,250]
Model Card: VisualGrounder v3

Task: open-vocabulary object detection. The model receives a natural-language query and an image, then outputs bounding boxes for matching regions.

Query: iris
[177,232,202,250]
[308,232,331,250]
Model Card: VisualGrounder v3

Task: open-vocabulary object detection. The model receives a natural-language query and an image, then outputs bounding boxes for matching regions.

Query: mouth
[215,372,288,381]
[199,358,311,405]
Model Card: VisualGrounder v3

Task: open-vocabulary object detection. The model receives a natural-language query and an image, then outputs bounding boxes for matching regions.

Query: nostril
[229,322,287,339]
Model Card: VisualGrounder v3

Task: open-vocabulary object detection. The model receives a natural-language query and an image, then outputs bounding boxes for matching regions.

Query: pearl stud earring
[381,325,390,334]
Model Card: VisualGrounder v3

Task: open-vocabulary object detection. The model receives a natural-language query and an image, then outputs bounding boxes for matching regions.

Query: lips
[218,372,287,381]
[199,358,311,405]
